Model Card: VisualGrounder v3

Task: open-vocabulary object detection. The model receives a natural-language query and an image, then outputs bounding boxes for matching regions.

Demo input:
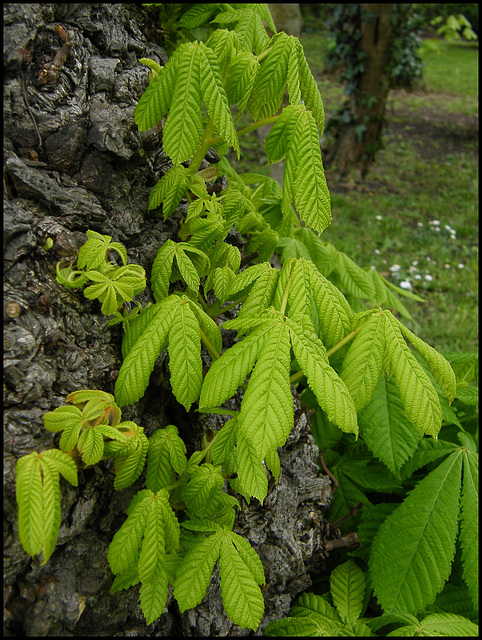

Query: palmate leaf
[370,451,463,615]
[151,240,210,301]
[16,450,78,564]
[77,230,127,269]
[358,373,422,477]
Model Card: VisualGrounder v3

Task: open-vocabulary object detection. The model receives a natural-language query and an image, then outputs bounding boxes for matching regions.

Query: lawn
[230,35,478,354]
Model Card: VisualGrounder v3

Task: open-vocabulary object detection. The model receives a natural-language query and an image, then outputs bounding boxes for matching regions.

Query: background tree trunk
[325,3,394,176]
[4,4,332,635]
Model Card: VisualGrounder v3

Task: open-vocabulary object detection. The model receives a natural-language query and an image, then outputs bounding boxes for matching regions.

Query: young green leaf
[238,318,293,459]
[383,311,442,438]
[112,426,149,491]
[16,450,77,565]
[115,295,179,407]
[358,373,422,477]
[77,229,127,269]
[167,299,202,411]
[329,560,366,624]
[174,531,223,611]
[287,316,358,436]
[281,109,331,234]
[199,320,272,409]
[340,312,385,411]
[146,425,187,492]
[135,56,177,131]
[162,43,204,165]
[183,464,224,517]
[148,165,193,217]
[370,451,463,615]
[151,240,209,301]
[397,320,457,405]
[218,533,265,630]
[236,430,268,503]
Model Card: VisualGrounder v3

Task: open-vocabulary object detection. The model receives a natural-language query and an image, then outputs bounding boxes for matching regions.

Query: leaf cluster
[264,560,478,636]
[55,230,146,316]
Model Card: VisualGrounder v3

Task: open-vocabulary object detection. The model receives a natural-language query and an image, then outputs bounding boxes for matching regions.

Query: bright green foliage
[174,526,265,631]
[145,425,187,491]
[358,373,422,477]
[16,449,78,565]
[370,444,477,615]
[114,293,216,410]
[19,4,475,635]
[341,309,457,437]
[264,562,371,636]
[264,560,478,636]
[135,41,239,162]
[150,239,210,301]
[55,232,146,316]
[44,394,127,466]
[108,488,180,624]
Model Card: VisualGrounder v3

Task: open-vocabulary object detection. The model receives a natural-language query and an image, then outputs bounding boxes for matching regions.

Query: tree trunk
[326,4,394,177]
[4,4,332,636]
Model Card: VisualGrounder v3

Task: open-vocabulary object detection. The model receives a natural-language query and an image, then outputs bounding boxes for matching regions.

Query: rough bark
[4,4,334,636]
[325,3,394,176]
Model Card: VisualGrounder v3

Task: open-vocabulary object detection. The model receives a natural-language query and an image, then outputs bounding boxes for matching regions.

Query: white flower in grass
[414,274,422,280]
[444,264,451,269]
[429,220,440,226]
[412,260,419,266]
[424,274,433,281]
[374,248,381,255]
[400,281,412,290]
[450,233,457,240]
[417,222,424,227]
[457,263,465,269]
[389,264,401,272]
[376,215,383,221]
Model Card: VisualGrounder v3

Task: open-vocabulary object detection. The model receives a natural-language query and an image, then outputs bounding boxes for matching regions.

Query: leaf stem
[188,118,216,174]
[199,327,221,361]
